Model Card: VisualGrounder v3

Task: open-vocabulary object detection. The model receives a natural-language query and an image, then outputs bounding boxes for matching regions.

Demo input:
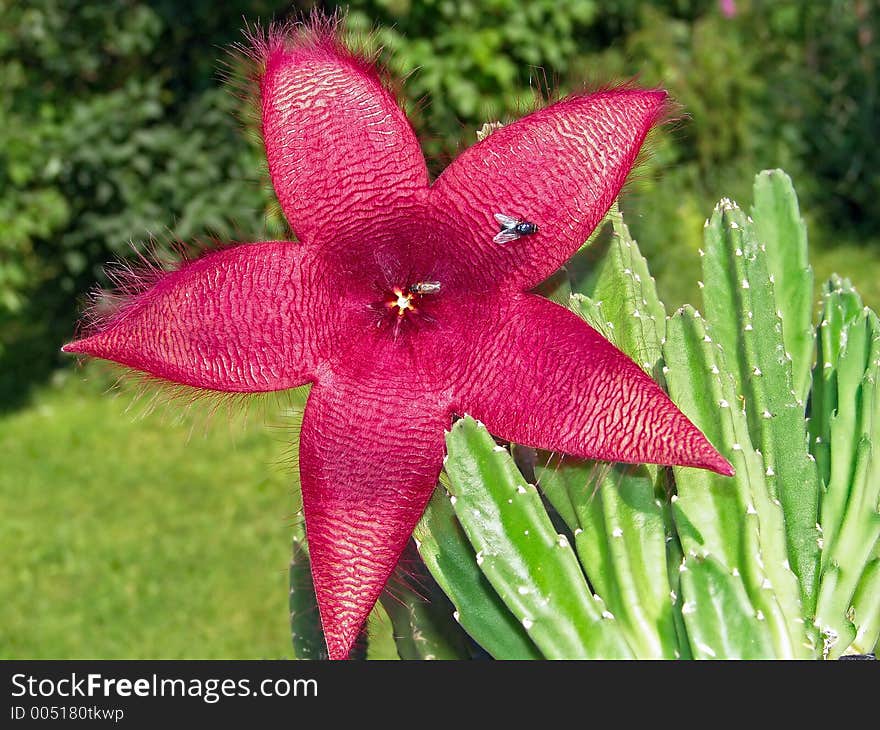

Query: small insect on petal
[410,281,441,295]
[493,212,538,244]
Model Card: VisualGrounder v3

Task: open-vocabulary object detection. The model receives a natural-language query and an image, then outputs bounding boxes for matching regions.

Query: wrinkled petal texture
[259,33,429,248]
[432,89,668,292]
[299,351,450,660]
[64,22,735,660]
[63,243,337,392]
[443,294,734,475]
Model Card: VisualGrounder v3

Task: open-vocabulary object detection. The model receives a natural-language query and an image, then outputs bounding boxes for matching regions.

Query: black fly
[493,213,539,244]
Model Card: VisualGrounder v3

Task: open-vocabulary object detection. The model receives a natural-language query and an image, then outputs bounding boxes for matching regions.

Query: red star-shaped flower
[64,19,733,659]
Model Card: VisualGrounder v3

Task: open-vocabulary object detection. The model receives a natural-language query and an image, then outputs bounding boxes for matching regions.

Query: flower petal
[300,355,450,659]
[63,243,338,392]
[431,88,668,292]
[445,294,733,475]
[257,25,429,247]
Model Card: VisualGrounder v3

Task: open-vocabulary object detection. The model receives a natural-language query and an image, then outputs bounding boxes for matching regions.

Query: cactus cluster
[289,170,880,659]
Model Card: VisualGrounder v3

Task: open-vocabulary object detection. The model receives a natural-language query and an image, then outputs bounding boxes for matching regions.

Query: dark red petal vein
[257,24,429,250]
[431,88,669,292]
[299,350,451,659]
[63,243,339,392]
[442,293,733,475]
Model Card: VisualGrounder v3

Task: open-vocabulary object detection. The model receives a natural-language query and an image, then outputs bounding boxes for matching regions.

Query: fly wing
[494,213,518,228]
[493,230,520,245]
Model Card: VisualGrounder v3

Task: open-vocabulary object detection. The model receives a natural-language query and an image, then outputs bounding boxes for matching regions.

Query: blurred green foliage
[4,1,879,660]
[0,0,283,408]
[342,0,880,306]
[2,0,879,407]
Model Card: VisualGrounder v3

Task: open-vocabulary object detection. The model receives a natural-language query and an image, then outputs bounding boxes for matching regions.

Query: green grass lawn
[1,365,308,658]
[1,365,400,659]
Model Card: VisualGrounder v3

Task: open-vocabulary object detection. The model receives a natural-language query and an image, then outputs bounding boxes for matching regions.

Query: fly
[493,213,539,244]
[410,281,441,295]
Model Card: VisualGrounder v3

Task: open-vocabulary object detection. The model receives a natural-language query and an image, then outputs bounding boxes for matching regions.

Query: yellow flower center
[387,287,415,317]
